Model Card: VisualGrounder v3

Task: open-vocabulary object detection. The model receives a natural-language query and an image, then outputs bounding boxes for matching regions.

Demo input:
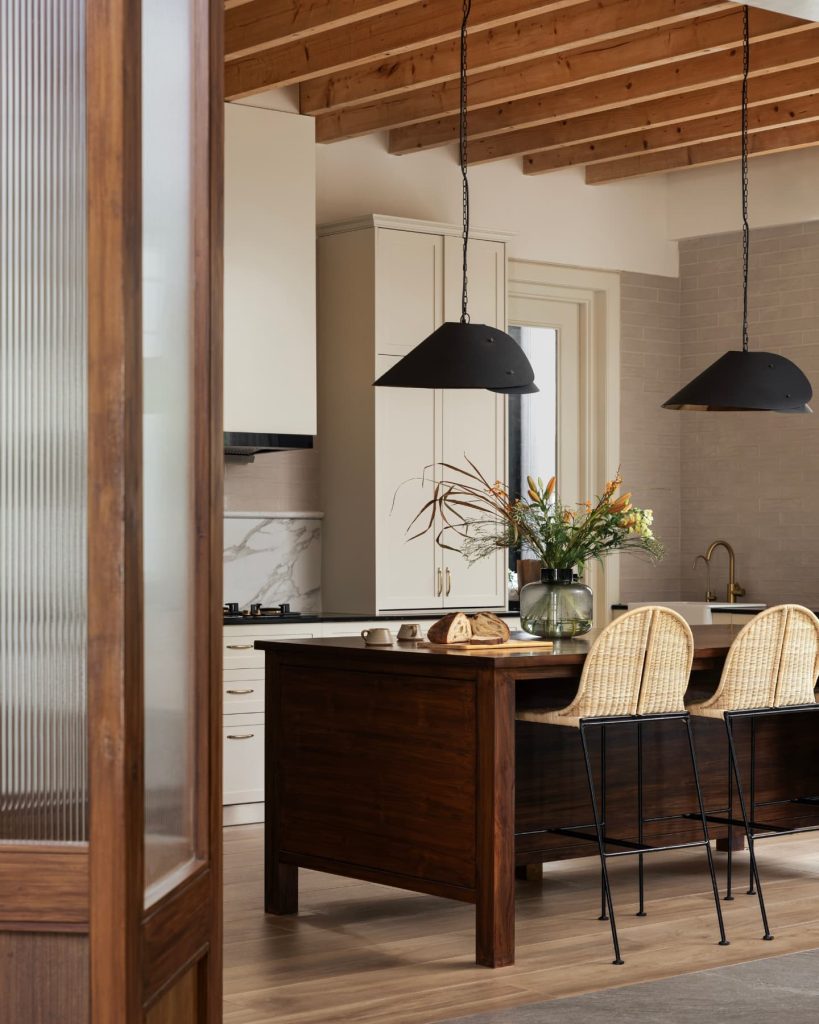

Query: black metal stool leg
[684,718,730,947]
[725,743,734,901]
[637,721,646,917]
[599,725,609,921]
[580,723,623,965]
[725,715,774,941]
[748,716,757,896]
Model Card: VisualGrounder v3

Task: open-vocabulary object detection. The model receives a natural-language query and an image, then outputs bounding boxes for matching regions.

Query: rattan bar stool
[517,606,729,964]
[688,604,819,941]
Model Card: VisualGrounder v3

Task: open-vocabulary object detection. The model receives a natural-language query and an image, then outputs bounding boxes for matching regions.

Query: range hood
[224,432,314,459]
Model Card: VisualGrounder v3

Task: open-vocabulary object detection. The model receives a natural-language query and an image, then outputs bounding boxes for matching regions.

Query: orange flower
[610,492,632,514]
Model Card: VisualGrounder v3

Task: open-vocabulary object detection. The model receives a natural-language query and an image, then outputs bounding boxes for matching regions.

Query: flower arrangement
[409,458,662,576]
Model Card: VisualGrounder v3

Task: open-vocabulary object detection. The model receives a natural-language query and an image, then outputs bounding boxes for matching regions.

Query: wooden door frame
[86,0,223,1019]
[507,259,621,626]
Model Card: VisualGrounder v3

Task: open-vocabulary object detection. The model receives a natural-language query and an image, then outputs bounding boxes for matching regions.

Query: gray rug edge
[436,947,819,1024]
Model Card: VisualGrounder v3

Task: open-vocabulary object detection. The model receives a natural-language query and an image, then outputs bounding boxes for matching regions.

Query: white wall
[315,133,678,277]
[239,89,819,270]
[667,147,819,240]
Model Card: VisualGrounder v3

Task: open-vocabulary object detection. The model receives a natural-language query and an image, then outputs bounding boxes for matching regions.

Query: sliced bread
[470,611,510,643]
[427,612,472,645]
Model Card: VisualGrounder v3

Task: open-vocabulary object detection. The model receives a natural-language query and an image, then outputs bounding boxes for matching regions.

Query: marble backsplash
[223,513,322,612]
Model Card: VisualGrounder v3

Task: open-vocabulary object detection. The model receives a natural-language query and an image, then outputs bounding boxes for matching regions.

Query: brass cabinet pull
[226,643,254,650]
[226,733,254,740]
[437,567,443,597]
[445,567,452,596]
[226,688,254,695]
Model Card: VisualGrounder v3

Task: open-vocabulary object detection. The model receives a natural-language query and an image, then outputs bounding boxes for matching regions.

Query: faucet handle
[705,589,716,603]
[730,582,746,598]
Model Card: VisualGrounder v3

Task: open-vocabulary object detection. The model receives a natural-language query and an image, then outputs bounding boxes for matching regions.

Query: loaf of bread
[470,612,510,643]
[427,612,472,644]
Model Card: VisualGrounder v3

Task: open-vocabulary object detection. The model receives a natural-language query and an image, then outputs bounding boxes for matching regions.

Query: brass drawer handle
[226,733,254,740]
[437,567,443,597]
[445,567,452,596]
[226,643,254,650]
[227,688,254,695]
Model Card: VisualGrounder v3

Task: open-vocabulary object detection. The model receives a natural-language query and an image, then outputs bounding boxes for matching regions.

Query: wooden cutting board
[421,638,553,652]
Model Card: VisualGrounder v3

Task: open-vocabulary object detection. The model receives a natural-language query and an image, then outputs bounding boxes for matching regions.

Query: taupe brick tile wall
[619,271,682,602]
[678,221,819,606]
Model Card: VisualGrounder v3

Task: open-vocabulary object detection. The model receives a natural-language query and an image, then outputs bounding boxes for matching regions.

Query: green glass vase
[520,567,593,640]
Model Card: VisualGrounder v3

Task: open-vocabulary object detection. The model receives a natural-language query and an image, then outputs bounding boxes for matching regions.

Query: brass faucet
[692,554,716,603]
[704,540,746,604]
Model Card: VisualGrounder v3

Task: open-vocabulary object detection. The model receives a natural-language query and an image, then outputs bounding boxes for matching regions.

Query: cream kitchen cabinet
[224,103,316,437]
[222,623,316,826]
[318,215,508,614]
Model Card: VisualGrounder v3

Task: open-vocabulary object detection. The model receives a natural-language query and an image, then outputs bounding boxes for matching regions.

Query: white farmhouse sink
[624,601,766,626]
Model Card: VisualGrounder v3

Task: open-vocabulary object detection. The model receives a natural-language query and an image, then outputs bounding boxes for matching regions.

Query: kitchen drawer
[223,627,317,668]
[224,672,264,714]
[223,636,264,669]
[223,713,264,806]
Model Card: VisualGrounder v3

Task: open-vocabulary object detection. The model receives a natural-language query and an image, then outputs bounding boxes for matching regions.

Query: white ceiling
[737,0,819,20]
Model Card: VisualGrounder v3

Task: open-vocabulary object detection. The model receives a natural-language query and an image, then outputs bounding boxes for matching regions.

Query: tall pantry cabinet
[318,215,508,614]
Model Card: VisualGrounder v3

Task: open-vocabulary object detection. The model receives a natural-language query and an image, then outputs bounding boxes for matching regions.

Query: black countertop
[224,608,521,627]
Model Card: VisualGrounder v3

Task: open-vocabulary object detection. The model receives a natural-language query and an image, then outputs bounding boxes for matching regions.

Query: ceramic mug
[361,627,393,646]
[397,622,422,640]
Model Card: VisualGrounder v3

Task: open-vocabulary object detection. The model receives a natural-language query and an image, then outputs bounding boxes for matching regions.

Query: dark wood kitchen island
[257,628,815,968]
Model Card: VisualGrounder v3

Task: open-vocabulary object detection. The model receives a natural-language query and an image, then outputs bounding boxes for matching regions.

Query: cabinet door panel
[376,355,441,610]
[223,716,265,805]
[441,389,506,608]
[442,235,507,609]
[376,229,443,355]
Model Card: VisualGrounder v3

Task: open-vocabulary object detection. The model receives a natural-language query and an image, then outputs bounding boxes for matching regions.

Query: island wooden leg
[265,657,298,914]
[266,861,298,915]
[476,669,516,967]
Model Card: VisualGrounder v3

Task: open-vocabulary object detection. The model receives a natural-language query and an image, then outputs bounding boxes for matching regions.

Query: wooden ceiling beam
[226,1,420,60]
[386,18,817,153]
[466,61,819,164]
[584,116,819,182]
[525,85,819,173]
[298,0,733,114]
[224,0,586,98]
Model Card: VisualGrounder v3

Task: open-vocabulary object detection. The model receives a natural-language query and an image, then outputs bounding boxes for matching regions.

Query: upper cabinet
[224,103,316,436]
[318,216,508,615]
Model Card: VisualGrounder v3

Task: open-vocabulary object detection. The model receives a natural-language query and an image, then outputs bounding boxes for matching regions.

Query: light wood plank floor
[224,825,819,1024]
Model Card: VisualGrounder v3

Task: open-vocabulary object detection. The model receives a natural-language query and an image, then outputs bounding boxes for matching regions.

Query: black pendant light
[663,6,811,414]
[374,0,537,395]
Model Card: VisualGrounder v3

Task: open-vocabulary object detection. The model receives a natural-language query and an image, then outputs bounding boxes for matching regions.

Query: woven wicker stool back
[691,605,819,718]
[556,606,694,722]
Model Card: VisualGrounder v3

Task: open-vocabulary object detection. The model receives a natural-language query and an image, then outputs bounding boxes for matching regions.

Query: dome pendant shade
[662,350,812,413]
[374,321,538,390]
[490,381,540,395]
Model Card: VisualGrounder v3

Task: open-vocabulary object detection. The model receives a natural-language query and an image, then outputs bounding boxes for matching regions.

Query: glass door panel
[0,0,88,844]
[142,0,198,901]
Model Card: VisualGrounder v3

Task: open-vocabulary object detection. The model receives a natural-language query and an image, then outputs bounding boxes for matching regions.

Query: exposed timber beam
[224,0,587,98]
[525,85,819,172]
[385,17,817,153]
[584,116,819,182]
[225,1,420,60]
[465,61,819,164]
[295,0,734,112]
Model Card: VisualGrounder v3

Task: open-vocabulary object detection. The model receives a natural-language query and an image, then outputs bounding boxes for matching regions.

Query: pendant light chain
[459,0,471,324]
[741,4,750,353]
